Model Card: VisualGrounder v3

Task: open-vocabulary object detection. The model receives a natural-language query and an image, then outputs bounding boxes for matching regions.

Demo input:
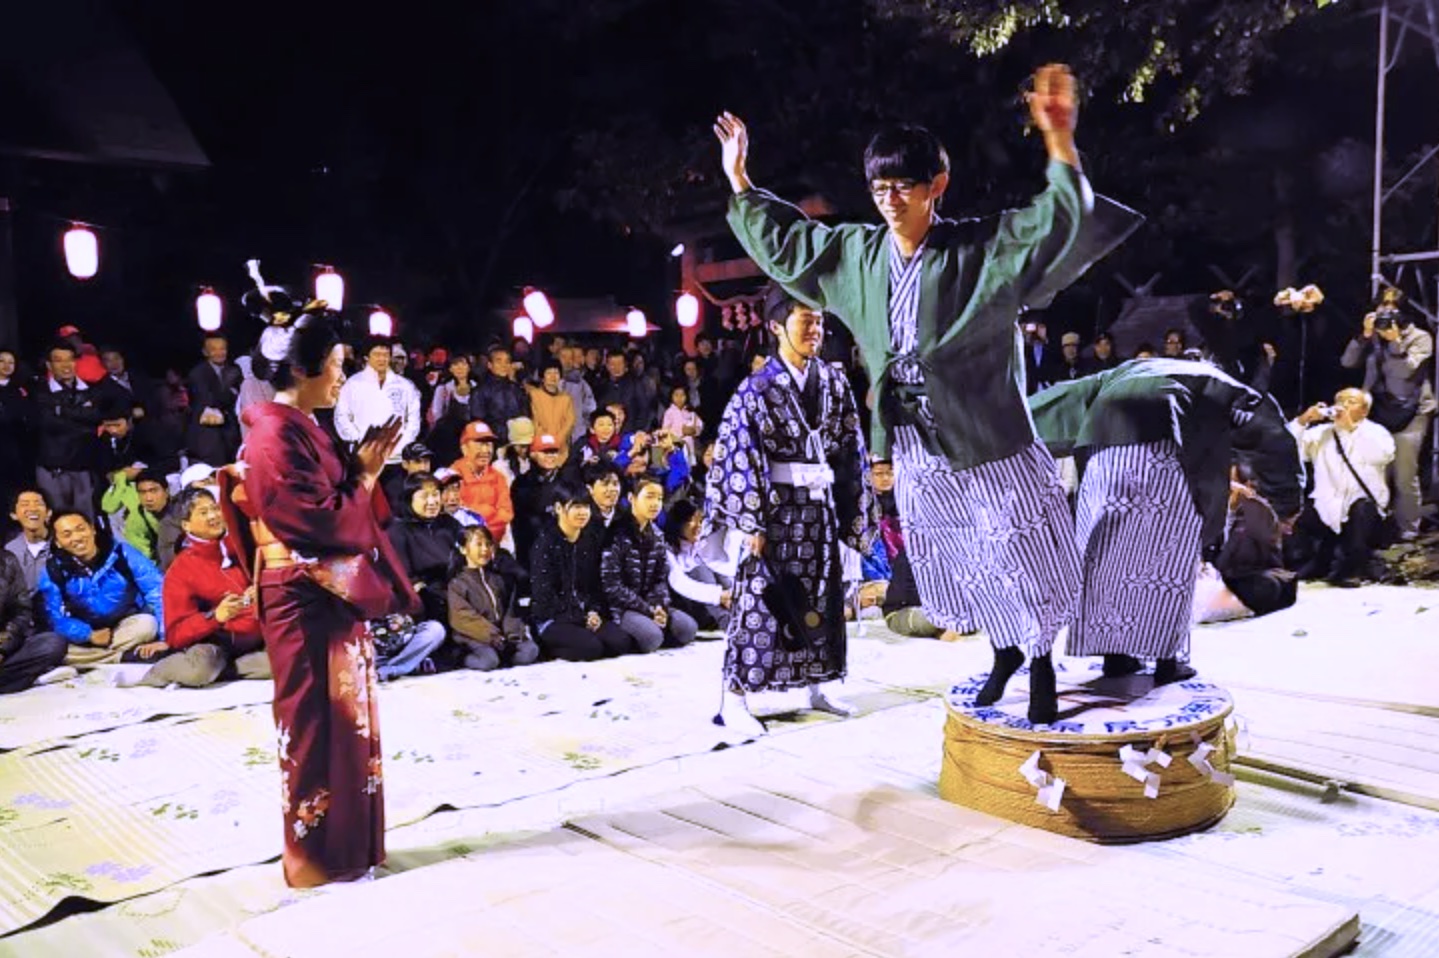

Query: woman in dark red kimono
[237,307,417,887]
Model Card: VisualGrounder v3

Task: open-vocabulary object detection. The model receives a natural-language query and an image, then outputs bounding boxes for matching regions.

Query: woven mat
[17,702,1439,957]
[161,777,1356,958]
[0,669,275,751]
[0,631,973,936]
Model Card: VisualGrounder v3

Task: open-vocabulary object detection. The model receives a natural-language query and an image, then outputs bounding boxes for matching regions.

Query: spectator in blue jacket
[36,511,163,667]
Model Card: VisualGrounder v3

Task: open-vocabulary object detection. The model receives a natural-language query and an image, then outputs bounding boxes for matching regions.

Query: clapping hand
[356,416,404,483]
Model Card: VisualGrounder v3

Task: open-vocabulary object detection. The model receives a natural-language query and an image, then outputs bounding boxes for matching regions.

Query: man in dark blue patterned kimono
[703,287,878,737]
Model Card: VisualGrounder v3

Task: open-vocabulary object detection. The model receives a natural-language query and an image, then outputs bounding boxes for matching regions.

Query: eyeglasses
[869,180,921,200]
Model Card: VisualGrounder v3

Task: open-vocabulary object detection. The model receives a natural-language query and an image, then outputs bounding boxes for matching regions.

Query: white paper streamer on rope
[1187,733,1236,787]
[1118,744,1165,799]
[1018,750,1066,812]
[1227,715,1251,753]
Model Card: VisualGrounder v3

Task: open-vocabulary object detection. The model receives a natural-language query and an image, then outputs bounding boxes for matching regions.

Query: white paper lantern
[64,225,98,279]
[676,292,700,328]
[523,289,554,328]
[196,288,223,331]
[368,309,393,337]
[512,314,534,343]
[626,308,647,338]
[315,267,345,310]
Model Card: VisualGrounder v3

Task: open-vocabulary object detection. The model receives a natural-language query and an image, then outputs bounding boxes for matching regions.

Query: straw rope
[938,705,1236,844]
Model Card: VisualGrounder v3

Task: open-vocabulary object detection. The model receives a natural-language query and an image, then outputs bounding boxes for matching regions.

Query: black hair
[1163,328,1187,344]
[487,344,511,360]
[863,125,950,185]
[49,509,94,541]
[1095,332,1114,345]
[664,498,701,551]
[630,474,664,499]
[590,409,616,427]
[459,524,495,550]
[582,460,622,487]
[1134,342,1157,356]
[46,339,77,362]
[251,312,345,389]
[363,335,393,357]
[403,470,439,500]
[9,487,50,516]
[174,485,217,524]
[551,478,593,509]
[761,284,806,328]
[96,394,133,422]
[135,469,169,491]
[540,358,562,375]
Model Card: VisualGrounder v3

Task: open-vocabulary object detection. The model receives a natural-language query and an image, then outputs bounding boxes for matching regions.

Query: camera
[1318,405,1340,421]
[1373,305,1401,332]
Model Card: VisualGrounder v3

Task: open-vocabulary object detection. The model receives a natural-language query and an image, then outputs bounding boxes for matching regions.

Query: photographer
[1288,389,1396,586]
[1340,292,1435,540]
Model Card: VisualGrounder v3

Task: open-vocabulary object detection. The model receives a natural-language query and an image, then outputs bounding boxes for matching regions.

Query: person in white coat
[1289,388,1396,586]
[333,338,422,465]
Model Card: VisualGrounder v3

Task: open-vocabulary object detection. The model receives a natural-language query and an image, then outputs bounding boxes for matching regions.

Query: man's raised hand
[1027,64,1078,135]
[713,112,752,194]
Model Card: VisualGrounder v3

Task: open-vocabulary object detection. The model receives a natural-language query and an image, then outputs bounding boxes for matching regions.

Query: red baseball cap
[531,434,562,453]
[460,420,496,444]
[56,325,81,338]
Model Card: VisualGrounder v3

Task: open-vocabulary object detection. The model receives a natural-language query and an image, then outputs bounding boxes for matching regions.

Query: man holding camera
[1289,389,1396,586]
[1340,297,1435,540]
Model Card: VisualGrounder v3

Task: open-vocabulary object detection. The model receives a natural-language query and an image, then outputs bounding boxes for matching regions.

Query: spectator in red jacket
[119,487,271,687]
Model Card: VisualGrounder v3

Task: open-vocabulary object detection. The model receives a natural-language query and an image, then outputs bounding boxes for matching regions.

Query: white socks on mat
[714,690,767,738]
[808,682,857,718]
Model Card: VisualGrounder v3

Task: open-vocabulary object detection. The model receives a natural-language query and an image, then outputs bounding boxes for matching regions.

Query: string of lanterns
[62,224,708,341]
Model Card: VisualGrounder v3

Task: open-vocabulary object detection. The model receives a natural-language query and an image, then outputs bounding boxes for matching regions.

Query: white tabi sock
[714,689,767,739]
[808,681,857,717]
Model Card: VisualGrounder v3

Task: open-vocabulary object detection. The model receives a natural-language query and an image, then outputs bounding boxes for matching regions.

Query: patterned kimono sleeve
[829,372,879,555]
[702,383,770,539]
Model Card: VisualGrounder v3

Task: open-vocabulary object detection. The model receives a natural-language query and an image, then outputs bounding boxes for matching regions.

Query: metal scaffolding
[1368,0,1439,488]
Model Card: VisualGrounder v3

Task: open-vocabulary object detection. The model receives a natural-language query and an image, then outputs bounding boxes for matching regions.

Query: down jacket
[599,515,670,621]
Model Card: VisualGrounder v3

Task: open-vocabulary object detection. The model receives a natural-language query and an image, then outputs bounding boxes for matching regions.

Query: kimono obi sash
[237,480,393,618]
[771,461,835,494]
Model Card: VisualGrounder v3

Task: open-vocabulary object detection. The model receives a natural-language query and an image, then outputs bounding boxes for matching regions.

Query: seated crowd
[0,287,1429,694]
[0,326,905,695]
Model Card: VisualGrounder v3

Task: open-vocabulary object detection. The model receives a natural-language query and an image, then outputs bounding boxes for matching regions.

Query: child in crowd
[448,525,539,671]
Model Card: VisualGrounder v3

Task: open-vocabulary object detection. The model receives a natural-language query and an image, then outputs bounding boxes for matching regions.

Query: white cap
[180,463,218,488]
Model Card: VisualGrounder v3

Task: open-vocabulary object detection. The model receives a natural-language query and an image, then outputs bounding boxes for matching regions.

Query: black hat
[402,441,433,462]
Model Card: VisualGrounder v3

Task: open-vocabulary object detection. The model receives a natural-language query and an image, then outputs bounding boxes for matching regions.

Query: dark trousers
[1292,498,1384,579]
[0,632,68,693]
[36,466,95,520]
[538,620,635,662]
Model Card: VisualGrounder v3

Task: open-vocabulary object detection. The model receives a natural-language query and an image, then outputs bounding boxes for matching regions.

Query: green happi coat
[726,160,1144,469]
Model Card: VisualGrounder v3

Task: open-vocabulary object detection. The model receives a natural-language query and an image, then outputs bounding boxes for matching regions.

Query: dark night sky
[5,0,1433,382]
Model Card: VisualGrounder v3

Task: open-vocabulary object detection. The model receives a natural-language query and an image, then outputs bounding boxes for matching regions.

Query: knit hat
[506,417,535,448]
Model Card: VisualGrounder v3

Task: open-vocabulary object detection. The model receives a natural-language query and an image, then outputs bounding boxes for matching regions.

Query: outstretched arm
[716,113,859,315]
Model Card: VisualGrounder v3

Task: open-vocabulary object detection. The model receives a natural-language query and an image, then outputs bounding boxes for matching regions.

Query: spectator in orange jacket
[451,420,514,544]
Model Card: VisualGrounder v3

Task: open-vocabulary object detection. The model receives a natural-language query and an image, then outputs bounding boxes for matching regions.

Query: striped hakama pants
[1068,440,1202,660]
[892,429,1081,655]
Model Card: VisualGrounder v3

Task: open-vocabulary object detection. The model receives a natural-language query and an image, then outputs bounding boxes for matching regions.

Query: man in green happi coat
[715,65,1142,724]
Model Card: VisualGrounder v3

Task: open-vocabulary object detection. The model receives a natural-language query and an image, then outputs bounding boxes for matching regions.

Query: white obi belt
[770,461,834,495]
